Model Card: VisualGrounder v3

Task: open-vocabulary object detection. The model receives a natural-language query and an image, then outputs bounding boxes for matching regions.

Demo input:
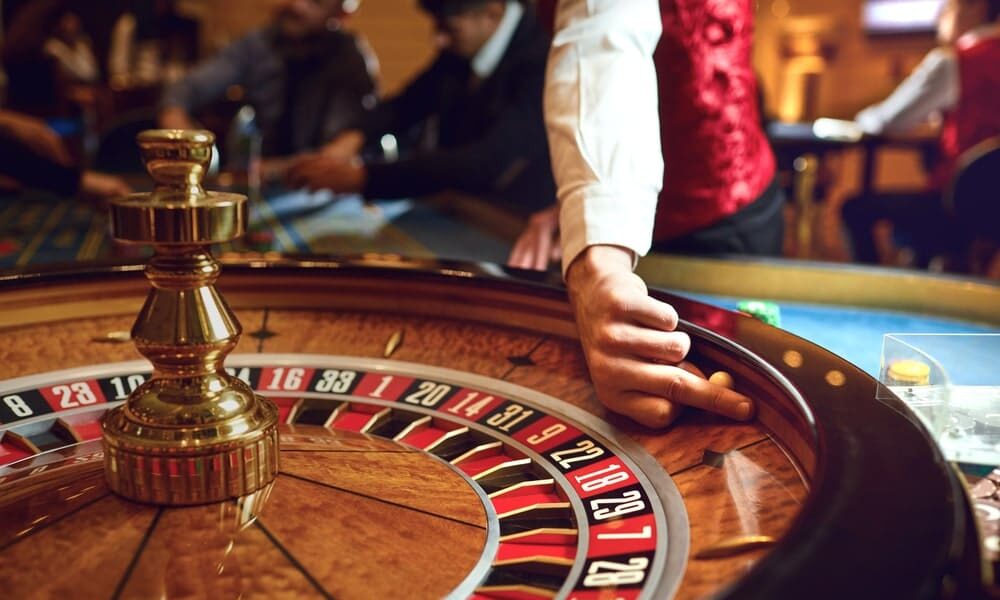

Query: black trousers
[652,177,784,256]
[841,189,955,266]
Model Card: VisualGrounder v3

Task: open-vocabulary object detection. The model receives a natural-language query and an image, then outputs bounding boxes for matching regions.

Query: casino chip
[886,359,931,386]
[738,300,782,328]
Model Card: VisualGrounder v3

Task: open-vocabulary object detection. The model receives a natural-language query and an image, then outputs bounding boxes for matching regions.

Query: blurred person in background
[843,0,1000,268]
[0,109,131,204]
[286,0,555,216]
[43,10,100,86]
[2,0,99,115]
[159,0,376,161]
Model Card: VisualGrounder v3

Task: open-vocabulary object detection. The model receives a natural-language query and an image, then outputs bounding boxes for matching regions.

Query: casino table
[767,120,938,201]
[766,120,939,260]
[6,175,994,378]
[1,126,997,598]
[0,186,512,269]
[637,254,1000,379]
[0,255,987,600]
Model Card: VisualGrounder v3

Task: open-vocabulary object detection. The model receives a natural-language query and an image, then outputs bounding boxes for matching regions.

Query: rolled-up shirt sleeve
[854,47,958,135]
[547,0,663,276]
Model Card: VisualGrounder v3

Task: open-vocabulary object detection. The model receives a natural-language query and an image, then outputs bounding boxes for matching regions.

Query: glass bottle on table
[225,105,262,200]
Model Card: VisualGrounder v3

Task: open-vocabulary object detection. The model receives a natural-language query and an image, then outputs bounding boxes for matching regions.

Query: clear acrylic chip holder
[880,334,1000,466]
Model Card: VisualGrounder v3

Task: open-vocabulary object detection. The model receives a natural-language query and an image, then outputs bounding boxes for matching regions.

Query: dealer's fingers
[675,360,706,379]
[599,391,685,429]
[619,362,753,421]
[600,324,690,364]
[617,293,680,332]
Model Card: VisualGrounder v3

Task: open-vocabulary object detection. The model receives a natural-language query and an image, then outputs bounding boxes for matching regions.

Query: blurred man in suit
[287,0,555,216]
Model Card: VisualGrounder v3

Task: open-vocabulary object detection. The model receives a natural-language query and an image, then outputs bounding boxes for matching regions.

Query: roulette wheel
[0,133,983,599]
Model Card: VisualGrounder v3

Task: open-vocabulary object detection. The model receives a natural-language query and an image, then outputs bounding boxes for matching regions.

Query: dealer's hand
[565,245,754,428]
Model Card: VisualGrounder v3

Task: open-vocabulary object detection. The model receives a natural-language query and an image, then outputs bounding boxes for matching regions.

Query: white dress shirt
[471,1,524,79]
[547,0,664,275]
[854,47,958,135]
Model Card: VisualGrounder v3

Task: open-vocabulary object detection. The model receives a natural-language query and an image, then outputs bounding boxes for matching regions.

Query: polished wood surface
[121,506,326,600]
[0,265,811,599]
[0,428,488,600]
[673,440,807,600]
[0,491,155,599]
[280,447,488,527]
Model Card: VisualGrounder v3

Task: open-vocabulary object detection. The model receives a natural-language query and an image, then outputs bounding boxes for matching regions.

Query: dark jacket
[361,8,554,215]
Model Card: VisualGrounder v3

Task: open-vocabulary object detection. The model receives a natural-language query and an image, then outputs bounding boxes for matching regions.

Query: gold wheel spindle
[101,129,279,505]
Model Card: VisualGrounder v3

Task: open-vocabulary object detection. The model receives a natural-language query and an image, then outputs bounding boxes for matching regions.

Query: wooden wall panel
[351,3,437,94]
[754,0,936,121]
[186,0,436,95]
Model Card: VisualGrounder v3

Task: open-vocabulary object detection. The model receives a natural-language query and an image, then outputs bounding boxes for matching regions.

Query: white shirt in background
[546,0,663,275]
[854,47,958,135]
[471,0,524,79]
[43,38,99,84]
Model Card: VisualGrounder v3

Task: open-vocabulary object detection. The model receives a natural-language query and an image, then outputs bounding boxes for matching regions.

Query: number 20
[404,382,451,406]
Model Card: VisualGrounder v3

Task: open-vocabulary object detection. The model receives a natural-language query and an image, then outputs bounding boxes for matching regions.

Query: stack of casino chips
[969,470,1000,566]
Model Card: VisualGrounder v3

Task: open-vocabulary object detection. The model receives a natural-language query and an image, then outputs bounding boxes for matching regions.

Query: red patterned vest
[934,27,1000,190]
[652,0,775,240]
[538,1,775,240]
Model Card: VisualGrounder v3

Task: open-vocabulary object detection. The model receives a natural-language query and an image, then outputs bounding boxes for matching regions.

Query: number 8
[3,394,33,418]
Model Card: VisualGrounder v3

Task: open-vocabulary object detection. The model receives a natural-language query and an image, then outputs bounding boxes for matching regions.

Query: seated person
[842,0,1000,267]
[159,0,376,161]
[286,0,555,216]
[0,110,132,203]
[43,10,100,86]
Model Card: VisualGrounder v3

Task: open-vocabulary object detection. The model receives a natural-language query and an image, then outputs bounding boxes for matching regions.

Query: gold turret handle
[102,130,279,505]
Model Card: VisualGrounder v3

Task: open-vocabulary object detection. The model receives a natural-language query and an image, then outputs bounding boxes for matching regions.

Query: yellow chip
[887,359,931,385]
